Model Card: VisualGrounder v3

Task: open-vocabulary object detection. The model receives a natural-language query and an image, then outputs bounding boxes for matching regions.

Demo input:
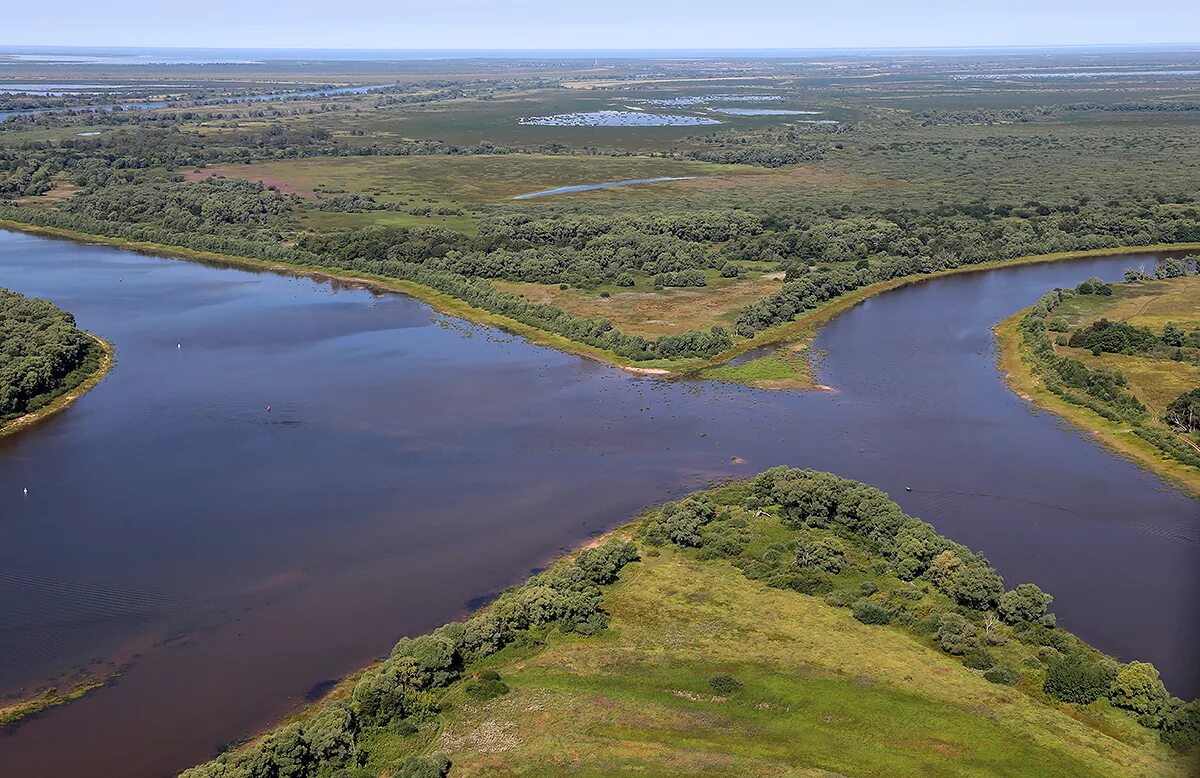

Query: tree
[947,561,1004,609]
[1155,256,1189,279]
[1165,388,1200,432]
[794,537,846,573]
[1110,662,1169,722]
[997,583,1053,625]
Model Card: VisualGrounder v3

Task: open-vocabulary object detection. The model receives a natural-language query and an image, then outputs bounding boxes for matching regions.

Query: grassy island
[998,260,1200,496]
[181,469,1199,778]
[0,286,112,436]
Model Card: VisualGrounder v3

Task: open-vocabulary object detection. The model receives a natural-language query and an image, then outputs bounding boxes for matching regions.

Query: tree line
[0,287,100,421]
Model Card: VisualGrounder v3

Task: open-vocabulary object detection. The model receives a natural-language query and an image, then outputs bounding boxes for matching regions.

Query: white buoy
[177,343,181,349]
[23,487,28,496]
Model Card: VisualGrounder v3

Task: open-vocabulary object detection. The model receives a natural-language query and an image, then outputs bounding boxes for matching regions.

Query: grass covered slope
[181,470,1197,778]
[998,262,1200,495]
[0,286,109,433]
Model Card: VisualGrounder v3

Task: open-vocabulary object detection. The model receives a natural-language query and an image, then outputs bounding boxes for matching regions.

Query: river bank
[995,310,1200,499]
[0,331,112,439]
[3,217,1197,389]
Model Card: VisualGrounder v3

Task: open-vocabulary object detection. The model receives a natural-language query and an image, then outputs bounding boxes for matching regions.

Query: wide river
[0,230,1197,776]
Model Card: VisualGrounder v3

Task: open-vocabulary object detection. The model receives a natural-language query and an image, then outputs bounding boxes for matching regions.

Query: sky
[4,0,1200,51]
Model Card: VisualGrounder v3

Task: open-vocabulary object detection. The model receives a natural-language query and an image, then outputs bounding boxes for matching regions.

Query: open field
[183,154,760,204]
[493,269,783,338]
[432,548,1178,777]
[1049,275,1200,419]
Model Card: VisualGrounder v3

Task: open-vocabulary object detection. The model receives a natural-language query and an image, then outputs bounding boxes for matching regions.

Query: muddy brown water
[0,230,1196,776]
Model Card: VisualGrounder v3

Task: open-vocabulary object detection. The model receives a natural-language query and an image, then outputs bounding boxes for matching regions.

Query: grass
[0,333,113,438]
[0,677,110,728]
[423,544,1182,777]
[183,154,758,206]
[700,345,819,391]
[492,269,783,340]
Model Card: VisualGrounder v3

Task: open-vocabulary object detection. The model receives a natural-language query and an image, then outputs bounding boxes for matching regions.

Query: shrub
[709,673,743,695]
[394,755,451,778]
[824,590,854,608]
[852,599,892,625]
[1160,699,1200,751]
[465,677,509,700]
[984,666,1022,686]
[962,649,995,670]
[935,613,977,655]
[1043,655,1114,704]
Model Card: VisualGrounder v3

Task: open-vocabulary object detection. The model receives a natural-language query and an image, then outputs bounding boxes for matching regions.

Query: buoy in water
[177,343,181,349]
[905,486,912,492]
[23,487,28,496]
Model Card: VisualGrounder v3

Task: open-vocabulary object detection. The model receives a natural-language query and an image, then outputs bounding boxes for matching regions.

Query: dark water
[0,230,1196,776]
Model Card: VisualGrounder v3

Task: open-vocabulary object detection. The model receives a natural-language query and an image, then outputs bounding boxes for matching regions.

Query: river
[0,230,1196,776]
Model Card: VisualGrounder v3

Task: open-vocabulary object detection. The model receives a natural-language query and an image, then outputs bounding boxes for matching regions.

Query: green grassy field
[1048,275,1200,420]
[429,548,1178,777]
[184,154,763,205]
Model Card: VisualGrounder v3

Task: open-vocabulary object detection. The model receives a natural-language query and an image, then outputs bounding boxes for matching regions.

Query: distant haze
[4,1,1200,50]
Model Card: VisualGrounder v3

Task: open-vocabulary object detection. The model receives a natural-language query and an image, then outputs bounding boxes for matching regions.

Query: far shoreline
[2,218,1197,392]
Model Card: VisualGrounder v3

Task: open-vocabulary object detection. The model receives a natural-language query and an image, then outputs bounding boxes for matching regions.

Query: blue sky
[4,1,1199,50]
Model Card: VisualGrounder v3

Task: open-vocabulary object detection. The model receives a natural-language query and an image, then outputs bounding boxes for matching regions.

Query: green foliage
[464,677,509,700]
[0,287,98,419]
[962,649,995,670]
[1110,662,1169,722]
[1044,655,1116,704]
[935,613,978,655]
[998,583,1054,626]
[1164,388,1200,431]
[1160,698,1200,751]
[184,540,638,778]
[984,666,1022,686]
[392,755,451,778]
[708,673,743,695]
[1068,318,1159,354]
[852,599,893,625]
[794,537,846,573]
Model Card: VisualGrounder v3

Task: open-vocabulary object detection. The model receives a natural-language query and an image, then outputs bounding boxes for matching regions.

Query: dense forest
[0,287,101,421]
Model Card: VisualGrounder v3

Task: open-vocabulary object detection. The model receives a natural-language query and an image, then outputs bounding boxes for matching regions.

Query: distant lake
[519,110,721,127]
[712,108,826,116]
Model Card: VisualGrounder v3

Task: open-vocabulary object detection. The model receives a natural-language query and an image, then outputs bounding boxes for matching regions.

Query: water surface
[0,231,1196,776]
[513,177,694,199]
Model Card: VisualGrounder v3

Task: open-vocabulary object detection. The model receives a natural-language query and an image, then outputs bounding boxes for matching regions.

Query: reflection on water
[0,230,1196,776]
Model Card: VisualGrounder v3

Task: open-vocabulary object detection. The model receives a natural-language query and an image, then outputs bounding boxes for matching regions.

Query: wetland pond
[0,230,1197,776]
